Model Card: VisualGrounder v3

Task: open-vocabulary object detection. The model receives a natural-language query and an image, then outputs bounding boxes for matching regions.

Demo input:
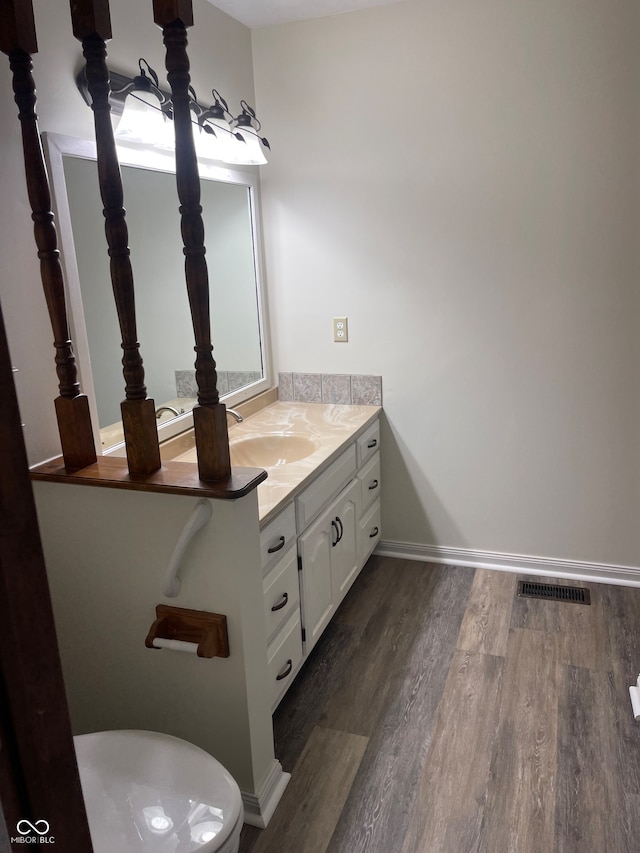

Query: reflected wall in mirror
[44,133,270,452]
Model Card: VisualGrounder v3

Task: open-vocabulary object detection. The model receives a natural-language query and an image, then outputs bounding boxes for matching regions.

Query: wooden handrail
[153,0,231,482]
[69,0,162,476]
[0,0,96,470]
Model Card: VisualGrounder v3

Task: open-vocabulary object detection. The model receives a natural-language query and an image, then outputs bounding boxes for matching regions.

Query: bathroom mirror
[44,133,270,453]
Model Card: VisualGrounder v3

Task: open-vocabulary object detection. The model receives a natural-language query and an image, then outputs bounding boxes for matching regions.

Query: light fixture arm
[76,62,167,116]
[239,99,261,130]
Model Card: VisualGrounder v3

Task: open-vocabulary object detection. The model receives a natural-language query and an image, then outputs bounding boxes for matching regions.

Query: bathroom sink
[230,434,318,468]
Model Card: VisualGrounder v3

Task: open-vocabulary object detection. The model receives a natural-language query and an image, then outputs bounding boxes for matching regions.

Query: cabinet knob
[368,479,379,490]
[367,438,377,449]
[369,526,379,539]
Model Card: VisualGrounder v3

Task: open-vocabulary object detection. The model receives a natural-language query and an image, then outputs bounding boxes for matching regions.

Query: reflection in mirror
[44,134,269,453]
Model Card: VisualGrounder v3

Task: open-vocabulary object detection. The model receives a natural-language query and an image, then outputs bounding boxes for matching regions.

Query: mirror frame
[43,132,272,456]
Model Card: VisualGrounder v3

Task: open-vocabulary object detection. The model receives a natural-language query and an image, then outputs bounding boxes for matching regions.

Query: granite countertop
[162,401,381,524]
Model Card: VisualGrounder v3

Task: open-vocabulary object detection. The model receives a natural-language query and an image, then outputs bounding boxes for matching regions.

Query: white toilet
[74,730,243,853]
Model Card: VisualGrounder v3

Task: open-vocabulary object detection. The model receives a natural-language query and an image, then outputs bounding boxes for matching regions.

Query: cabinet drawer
[267,612,303,710]
[259,502,297,573]
[296,444,356,532]
[358,452,381,514]
[356,420,380,467]
[359,499,381,563]
[263,547,300,643]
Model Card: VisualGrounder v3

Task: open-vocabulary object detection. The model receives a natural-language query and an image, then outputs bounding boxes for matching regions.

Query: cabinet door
[330,478,360,605]
[298,511,335,653]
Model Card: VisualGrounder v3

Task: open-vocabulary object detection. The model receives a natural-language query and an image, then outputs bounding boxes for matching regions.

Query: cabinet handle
[331,519,339,547]
[271,592,289,612]
[369,526,379,538]
[267,535,286,554]
[367,439,377,449]
[368,479,379,490]
[276,659,293,681]
[335,516,344,543]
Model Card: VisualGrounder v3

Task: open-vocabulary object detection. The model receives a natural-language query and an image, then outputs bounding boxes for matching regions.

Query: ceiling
[207,0,408,30]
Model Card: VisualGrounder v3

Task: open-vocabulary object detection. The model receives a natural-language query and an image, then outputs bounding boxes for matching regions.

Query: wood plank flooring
[239,557,640,853]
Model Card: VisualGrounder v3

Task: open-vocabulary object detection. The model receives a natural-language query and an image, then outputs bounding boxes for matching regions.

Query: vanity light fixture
[112,59,173,149]
[76,59,270,166]
[228,101,270,166]
[192,89,246,164]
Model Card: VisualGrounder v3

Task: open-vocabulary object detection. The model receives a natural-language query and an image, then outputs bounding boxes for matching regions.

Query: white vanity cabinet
[259,415,382,707]
[356,419,380,467]
[357,421,382,564]
[355,419,382,563]
[285,417,382,679]
[259,502,297,575]
[263,546,299,644]
[260,503,303,708]
[359,499,382,564]
[327,479,360,606]
[298,477,359,654]
[267,610,304,710]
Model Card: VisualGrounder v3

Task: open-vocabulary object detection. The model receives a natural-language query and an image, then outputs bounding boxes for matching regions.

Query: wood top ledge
[30,455,268,499]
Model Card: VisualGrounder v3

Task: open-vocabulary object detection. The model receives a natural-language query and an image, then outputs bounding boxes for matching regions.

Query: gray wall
[2,0,639,570]
[252,0,640,566]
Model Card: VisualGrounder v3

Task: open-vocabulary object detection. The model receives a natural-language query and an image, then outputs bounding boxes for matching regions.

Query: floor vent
[517,580,591,605]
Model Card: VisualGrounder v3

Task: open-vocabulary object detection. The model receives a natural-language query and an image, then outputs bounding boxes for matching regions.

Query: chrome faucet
[226,408,244,423]
[155,405,182,419]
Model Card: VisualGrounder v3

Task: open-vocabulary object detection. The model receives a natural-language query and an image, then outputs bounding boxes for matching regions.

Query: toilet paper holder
[145,604,229,658]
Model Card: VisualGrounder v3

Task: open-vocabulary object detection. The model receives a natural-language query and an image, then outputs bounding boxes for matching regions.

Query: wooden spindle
[69,0,161,476]
[0,0,96,470]
[153,0,231,482]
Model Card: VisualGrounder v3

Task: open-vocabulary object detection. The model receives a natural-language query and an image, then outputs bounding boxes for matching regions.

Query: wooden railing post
[152,0,231,482]
[0,303,94,847]
[0,0,96,470]
[69,0,162,476]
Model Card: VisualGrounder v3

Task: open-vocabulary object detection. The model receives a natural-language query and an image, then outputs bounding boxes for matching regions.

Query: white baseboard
[241,759,291,828]
[374,540,640,588]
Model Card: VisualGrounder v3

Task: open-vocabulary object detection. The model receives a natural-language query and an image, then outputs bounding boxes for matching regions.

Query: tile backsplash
[278,372,382,406]
[175,369,262,397]
[176,369,382,406]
